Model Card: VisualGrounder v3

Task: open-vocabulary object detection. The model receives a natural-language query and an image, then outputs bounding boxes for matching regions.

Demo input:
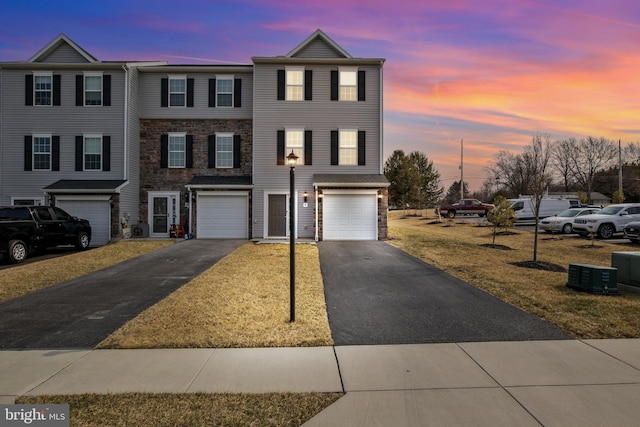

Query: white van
[510,198,572,222]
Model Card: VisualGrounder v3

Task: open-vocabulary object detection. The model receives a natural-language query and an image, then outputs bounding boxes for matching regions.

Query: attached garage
[56,197,111,246]
[197,192,249,238]
[323,191,378,240]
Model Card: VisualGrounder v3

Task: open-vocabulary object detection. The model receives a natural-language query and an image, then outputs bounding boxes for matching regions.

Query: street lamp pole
[287,150,298,322]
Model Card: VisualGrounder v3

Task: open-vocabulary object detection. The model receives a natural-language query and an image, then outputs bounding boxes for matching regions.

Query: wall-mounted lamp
[303,191,308,203]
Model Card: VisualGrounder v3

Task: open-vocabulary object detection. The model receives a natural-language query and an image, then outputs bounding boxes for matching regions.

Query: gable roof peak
[286,29,352,59]
[28,33,99,63]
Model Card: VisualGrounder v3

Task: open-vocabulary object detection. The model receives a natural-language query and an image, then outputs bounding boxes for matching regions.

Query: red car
[437,199,495,219]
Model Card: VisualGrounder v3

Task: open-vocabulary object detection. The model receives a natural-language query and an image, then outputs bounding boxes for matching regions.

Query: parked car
[539,207,601,234]
[0,205,91,263]
[437,199,495,219]
[623,221,640,243]
[572,203,640,239]
[510,198,572,222]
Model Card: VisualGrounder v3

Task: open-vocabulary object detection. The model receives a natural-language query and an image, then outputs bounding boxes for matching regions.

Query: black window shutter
[233,135,241,168]
[25,75,33,106]
[24,136,33,171]
[75,136,84,171]
[304,130,312,165]
[102,136,111,171]
[358,70,366,101]
[208,79,216,107]
[186,78,194,107]
[234,78,242,108]
[52,136,60,171]
[208,135,216,168]
[304,70,312,101]
[331,130,339,165]
[161,78,168,107]
[277,130,285,165]
[330,70,338,101]
[53,75,61,106]
[103,75,111,106]
[76,75,84,106]
[160,135,168,168]
[277,69,285,100]
[358,131,366,165]
[186,135,194,168]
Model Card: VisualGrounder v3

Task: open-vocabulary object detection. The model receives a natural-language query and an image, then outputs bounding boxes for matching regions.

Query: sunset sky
[2,0,639,191]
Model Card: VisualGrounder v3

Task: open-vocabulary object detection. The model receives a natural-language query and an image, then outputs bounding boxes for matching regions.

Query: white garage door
[323,193,377,240]
[56,199,111,246]
[197,193,248,238]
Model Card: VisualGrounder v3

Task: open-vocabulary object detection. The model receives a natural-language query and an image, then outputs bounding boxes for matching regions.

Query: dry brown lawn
[388,210,640,339]
[98,243,333,348]
[0,240,173,303]
[17,392,342,427]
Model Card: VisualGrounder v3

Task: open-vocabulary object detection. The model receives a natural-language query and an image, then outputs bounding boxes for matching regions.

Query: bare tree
[552,138,578,191]
[489,150,530,198]
[521,134,554,263]
[624,142,640,166]
[567,136,617,203]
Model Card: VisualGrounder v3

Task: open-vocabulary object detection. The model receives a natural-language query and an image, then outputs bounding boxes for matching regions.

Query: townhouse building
[0,29,388,244]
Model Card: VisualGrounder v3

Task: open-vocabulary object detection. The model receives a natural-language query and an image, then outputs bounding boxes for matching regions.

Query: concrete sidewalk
[2,339,640,426]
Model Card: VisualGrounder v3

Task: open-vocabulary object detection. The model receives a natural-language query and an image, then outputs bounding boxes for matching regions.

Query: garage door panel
[324,194,376,240]
[197,195,248,239]
[57,200,110,246]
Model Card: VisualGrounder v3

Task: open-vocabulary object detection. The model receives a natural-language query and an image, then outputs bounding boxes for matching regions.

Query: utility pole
[460,139,464,200]
[619,139,623,201]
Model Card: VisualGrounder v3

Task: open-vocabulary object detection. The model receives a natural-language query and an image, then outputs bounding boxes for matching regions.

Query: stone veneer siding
[316,187,388,240]
[139,118,252,232]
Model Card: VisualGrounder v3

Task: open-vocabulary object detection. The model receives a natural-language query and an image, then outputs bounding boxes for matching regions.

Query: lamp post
[287,150,298,322]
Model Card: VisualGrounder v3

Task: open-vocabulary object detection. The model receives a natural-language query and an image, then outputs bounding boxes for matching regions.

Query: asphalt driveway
[318,241,570,345]
[0,239,245,349]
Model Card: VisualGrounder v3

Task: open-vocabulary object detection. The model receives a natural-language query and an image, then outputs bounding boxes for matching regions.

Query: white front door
[148,192,180,237]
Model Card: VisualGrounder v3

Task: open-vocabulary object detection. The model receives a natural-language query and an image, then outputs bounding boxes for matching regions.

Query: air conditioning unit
[611,252,640,288]
[567,263,618,295]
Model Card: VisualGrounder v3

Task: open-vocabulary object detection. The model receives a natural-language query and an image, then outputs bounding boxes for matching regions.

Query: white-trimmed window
[33,135,52,170]
[286,68,304,101]
[84,73,103,106]
[339,130,357,165]
[11,197,44,206]
[169,75,186,107]
[286,129,305,165]
[34,73,52,106]
[84,135,102,170]
[216,76,233,107]
[216,133,234,168]
[169,133,186,167]
[339,69,357,101]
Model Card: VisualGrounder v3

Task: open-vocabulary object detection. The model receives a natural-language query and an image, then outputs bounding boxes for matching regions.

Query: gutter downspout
[188,187,193,237]
[122,65,129,181]
[379,62,384,175]
[314,186,319,242]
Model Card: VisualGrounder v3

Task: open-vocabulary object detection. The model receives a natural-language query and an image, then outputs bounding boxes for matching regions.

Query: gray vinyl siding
[138,71,253,119]
[291,39,344,58]
[39,44,92,63]
[119,66,141,223]
[252,62,382,238]
[0,67,126,204]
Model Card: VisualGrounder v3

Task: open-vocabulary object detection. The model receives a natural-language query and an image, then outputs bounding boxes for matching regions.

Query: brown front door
[268,194,287,237]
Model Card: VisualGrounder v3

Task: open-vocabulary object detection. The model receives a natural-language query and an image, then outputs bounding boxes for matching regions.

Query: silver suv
[572,203,640,239]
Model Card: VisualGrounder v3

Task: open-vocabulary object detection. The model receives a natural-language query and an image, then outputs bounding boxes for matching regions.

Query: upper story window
[34,74,52,106]
[84,73,103,106]
[339,130,357,165]
[215,134,234,168]
[216,77,233,107]
[286,68,304,101]
[33,135,51,170]
[169,76,187,107]
[84,135,103,170]
[339,69,357,101]
[286,130,305,165]
[169,133,186,167]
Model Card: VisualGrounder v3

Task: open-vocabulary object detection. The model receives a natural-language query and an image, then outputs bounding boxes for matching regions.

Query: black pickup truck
[0,205,92,264]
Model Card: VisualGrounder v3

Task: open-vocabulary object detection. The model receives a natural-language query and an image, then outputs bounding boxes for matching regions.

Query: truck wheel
[597,224,614,239]
[75,232,90,250]
[562,223,573,234]
[8,240,28,264]
[447,210,456,219]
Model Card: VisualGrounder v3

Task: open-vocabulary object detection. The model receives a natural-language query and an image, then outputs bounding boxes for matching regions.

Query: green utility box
[611,252,640,288]
[567,263,618,295]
